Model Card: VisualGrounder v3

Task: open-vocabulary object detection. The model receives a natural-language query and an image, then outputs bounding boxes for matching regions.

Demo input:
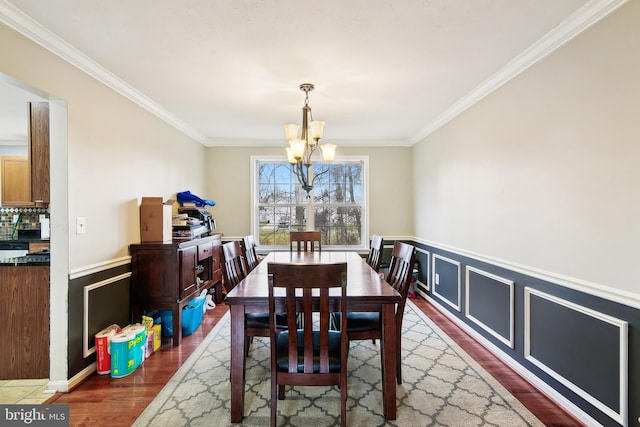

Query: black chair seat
[246,313,287,329]
[276,330,344,373]
[333,312,380,332]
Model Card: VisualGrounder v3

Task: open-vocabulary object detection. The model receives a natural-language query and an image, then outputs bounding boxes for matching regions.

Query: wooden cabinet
[0,265,49,379]
[29,241,50,253]
[29,102,50,204]
[0,102,49,207]
[130,234,222,346]
[1,156,30,206]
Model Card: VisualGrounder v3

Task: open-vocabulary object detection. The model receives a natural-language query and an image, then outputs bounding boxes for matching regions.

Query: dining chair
[367,235,384,272]
[267,262,349,427]
[342,241,416,384]
[222,240,270,355]
[289,230,321,252]
[242,234,260,273]
[221,241,247,293]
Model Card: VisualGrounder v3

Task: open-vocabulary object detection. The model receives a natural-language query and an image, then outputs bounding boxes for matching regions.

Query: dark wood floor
[47,296,584,426]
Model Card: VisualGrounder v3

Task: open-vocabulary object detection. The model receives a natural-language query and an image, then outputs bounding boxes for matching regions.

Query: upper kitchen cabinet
[0,102,49,207]
[1,156,30,205]
[28,102,49,205]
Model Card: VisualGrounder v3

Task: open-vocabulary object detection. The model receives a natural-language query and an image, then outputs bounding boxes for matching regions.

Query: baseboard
[46,361,97,394]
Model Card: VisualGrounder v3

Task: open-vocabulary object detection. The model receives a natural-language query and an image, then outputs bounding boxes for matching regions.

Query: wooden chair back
[267,262,348,427]
[289,231,321,252]
[221,241,247,292]
[366,235,384,272]
[242,235,260,273]
[386,241,416,325]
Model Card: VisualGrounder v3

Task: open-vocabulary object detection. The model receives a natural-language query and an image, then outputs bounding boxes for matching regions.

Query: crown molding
[0,0,207,144]
[409,0,629,145]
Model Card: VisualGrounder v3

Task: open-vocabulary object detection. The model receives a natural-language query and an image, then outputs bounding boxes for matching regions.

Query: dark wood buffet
[129,233,222,346]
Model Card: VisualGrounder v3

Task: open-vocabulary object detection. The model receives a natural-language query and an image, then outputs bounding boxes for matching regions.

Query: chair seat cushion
[276,330,343,373]
[335,312,381,332]
[246,313,287,329]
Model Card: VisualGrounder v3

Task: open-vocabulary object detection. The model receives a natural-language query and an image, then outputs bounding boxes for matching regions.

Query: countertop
[0,253,50,266]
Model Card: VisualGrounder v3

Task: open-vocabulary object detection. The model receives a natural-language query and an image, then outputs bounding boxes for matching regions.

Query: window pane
[258,183,274,203]
[274,184,293,203]
[258,206,275,245]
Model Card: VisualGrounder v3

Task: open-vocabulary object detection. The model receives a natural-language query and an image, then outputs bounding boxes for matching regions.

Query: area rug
[133,301,543,427]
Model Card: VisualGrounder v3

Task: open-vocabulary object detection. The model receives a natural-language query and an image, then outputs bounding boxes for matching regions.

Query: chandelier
[284,83,336,196]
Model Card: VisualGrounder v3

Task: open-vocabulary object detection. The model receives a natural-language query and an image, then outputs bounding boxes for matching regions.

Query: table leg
[230,305,246,423]
[381,304,397,420]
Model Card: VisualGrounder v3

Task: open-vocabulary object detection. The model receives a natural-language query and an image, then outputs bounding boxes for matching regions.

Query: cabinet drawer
[29,242,50,253]
[197,241,213,261]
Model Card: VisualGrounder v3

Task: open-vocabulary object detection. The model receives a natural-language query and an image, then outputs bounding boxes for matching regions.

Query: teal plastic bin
[159,293,206,337]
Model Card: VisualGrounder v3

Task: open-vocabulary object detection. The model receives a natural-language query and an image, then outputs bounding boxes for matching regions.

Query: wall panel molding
[415,247,430,292]
[432,254,461,311]
[465,266,514,348]
[525,288,628,426]
[82,272,132,358]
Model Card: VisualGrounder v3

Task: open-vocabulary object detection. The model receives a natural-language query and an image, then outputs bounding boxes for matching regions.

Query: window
[252,156,368,249]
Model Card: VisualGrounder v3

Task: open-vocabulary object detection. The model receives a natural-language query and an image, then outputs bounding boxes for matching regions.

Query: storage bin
[159,293,206,337]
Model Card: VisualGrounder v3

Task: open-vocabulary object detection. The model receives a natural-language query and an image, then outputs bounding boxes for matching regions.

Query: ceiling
[0,0,622,147]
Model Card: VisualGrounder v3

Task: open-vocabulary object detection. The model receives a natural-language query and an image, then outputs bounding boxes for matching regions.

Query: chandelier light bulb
[289,139,306,160]
[309,120,325,143]
[286,147,297,164]
[284,124,299,141]
[321,144,336,161]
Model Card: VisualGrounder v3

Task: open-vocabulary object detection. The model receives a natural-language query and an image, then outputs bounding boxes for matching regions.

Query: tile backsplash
[0,207,50,239]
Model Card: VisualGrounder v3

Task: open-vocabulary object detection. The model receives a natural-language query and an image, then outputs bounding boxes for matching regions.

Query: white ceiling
[0,0,624,147]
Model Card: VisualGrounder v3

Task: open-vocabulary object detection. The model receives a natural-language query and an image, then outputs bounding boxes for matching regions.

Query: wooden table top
[225,251,401,303]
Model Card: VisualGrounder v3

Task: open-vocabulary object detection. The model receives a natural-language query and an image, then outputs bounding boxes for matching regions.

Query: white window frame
[250,155,369,251]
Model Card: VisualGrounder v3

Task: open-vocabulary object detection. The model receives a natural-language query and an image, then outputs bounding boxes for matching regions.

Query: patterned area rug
[134,301,543,426]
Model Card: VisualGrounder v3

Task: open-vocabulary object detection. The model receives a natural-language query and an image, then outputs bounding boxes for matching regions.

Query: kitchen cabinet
[29,241,50,253]
[1,156,30,206]
[0,265,49,379]
[129,233,222,346]
[0,102,49,207]
[29,102,50,204]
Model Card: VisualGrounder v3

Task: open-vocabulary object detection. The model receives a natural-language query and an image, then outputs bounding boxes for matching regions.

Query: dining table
[224,250,401,423]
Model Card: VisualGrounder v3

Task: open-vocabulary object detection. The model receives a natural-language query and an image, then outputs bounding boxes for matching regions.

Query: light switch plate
[76,217,86,234]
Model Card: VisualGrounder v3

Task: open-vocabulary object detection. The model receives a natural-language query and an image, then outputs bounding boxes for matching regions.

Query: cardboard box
[140,197,174,242]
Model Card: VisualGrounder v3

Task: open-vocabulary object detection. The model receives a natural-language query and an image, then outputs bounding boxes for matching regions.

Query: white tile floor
[0,379,52,404]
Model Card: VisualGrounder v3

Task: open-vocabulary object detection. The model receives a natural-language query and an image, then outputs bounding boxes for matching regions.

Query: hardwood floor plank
[47,297,583,426]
